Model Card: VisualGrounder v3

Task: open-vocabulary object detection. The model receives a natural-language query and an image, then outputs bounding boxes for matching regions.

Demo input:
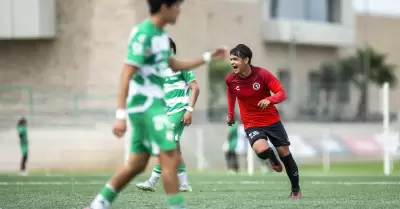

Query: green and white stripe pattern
[163,68,196,115]
[124,19,172,113]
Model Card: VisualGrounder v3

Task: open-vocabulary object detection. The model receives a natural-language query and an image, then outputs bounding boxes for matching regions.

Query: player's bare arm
[182,80,199,126]
[168,47,227,72]
[113,64,138,138]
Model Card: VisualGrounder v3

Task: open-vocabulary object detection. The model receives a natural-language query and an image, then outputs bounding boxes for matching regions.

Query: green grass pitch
[1,162,400,209]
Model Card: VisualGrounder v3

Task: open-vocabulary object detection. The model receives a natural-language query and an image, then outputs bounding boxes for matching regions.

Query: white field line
[0,180,399,186]
[3,172,400,178]
[310,181,400,185]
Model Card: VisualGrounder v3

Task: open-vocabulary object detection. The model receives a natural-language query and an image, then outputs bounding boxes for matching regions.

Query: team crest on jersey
[253,82,260,90]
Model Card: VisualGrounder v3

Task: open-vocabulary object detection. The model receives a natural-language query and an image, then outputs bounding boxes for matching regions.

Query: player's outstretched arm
[169,47,227,72]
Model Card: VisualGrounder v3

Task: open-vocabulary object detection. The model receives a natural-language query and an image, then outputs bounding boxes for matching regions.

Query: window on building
[277,69,291,100]
[270,0,338,23]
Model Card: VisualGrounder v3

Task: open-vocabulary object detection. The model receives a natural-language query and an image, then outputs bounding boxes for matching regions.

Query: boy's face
[230,54,248,74]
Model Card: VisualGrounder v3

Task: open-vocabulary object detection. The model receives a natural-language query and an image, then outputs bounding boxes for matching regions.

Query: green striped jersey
[17,125,28,144]
[164,68,196,115]
[124,19,172,113]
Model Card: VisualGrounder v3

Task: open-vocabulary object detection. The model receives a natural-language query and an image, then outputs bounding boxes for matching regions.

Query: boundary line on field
[1,172,400,178]
[1,180,399,186]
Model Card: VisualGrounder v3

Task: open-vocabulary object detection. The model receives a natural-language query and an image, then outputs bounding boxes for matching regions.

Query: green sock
[167,193,185,208]
[92,183,117,207]
[153,163,162,174]
[177,163,186,174]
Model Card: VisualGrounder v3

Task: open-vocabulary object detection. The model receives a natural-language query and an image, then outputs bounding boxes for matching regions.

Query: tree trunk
[356,84,368,120]
[323,90,333,117]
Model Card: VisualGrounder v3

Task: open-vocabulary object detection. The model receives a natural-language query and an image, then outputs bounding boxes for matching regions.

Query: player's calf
[159,149,185,208]
[276,146,301,197]
[138,143,191,192]
[88,153,149,209]
[176,143,191,189]
[20,154,28,175]
[225,151,239,173]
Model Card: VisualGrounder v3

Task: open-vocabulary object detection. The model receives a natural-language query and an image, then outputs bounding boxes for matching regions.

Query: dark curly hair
[230,44,252,64]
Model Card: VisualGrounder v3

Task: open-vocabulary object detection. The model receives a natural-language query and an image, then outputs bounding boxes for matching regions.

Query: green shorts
[20,145,28,155]
[168,110,186,141]
[128,99,177,155]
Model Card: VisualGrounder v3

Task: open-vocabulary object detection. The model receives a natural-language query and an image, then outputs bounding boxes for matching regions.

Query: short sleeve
[125,29,151,67]
[182,70,196,83]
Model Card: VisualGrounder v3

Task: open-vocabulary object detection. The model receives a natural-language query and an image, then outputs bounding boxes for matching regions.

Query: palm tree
[208,60,232,120]
[318,60,339,116]
[339,47,397,120]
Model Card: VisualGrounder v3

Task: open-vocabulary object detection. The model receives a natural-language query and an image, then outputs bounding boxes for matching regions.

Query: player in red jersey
[225,44,301,198]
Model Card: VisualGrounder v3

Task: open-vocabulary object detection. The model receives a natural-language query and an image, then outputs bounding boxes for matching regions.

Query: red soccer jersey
[225,66,287,129]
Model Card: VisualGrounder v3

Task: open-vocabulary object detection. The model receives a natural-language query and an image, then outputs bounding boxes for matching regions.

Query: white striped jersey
[163,68,196,115]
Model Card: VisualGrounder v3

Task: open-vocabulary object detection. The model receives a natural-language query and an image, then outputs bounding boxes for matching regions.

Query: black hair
[169,37,177,54]
[18,117,27,126]
[147,0,183,15]
[230,44,252,65]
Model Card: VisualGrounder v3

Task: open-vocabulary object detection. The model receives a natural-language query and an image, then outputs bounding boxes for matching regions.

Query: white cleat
[136,181,156,192]
[179,184,192,192]
[20,171,28,176]
[227,170,237,175]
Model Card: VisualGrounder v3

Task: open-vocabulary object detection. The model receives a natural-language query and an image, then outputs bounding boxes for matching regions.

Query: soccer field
[1,162,400,209]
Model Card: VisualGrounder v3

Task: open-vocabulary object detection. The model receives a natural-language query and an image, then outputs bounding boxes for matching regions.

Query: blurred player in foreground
[17,117,29,176]
[223,120,270,174]
[136,37,199,192]
[85,0,226,208]
[225,44,302,198]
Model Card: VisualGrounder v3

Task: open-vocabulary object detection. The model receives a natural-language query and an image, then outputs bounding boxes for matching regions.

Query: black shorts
[245,121,290,147]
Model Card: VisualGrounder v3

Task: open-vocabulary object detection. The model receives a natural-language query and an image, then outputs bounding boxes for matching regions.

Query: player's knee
[256,148,272,160]
[126,153,150,174]
[252,139,270,153]
[159,149,179,167]
[276,146,290,157]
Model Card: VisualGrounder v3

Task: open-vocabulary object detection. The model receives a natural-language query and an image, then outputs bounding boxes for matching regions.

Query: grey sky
[353,0,400,16]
